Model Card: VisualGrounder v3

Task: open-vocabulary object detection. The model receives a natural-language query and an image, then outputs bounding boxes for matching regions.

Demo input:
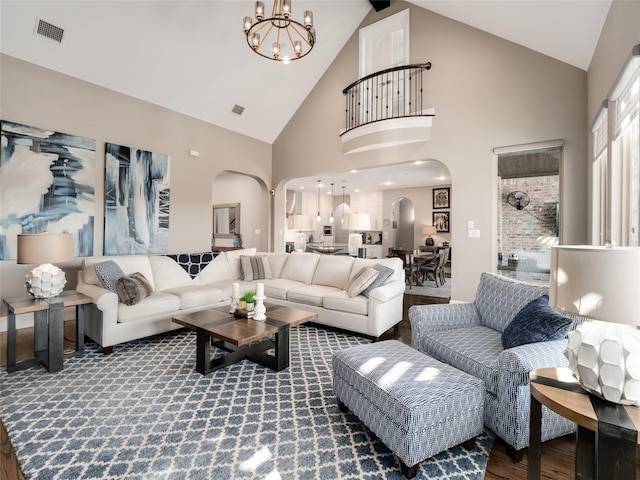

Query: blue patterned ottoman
[332,340,484,479]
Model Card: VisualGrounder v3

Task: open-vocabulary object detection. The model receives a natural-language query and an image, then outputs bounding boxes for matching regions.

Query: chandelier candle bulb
[255,1,264,20]
[303,10,313,28]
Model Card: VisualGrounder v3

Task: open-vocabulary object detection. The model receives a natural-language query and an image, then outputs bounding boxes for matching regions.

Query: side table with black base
[4,291,92,373]
[528,367,640,480]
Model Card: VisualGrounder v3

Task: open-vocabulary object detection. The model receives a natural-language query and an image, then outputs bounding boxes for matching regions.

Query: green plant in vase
[243,290,256,311]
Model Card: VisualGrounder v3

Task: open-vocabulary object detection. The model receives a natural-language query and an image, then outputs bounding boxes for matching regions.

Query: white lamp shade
[17,233,74,265]
[422,226,437,236]
[290,214,312,231]
[549,245,640,326]
[350,213,371,231]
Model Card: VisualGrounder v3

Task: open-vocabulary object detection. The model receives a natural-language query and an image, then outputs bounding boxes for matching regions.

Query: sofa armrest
[368,280,405,302]
[76,283,118,312]
[409,302,481,333]
[498,339,569,386]
[409,302,482,352]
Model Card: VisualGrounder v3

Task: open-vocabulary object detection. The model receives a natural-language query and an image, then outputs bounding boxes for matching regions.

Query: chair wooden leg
[398,458,419,479]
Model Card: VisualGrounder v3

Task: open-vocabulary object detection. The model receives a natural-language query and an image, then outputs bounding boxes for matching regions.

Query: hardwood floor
[1,297,638,479]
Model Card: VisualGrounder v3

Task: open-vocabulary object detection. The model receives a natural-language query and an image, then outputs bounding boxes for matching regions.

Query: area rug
[1,326,493,479]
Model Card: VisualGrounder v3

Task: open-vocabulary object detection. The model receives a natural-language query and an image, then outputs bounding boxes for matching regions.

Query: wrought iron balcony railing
[342,63,433,135]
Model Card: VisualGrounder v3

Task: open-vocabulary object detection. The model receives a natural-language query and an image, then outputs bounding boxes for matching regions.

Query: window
[591,45,640,247]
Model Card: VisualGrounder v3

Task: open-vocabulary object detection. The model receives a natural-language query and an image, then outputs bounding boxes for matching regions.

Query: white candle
[256,282,264,298]
[232,282,240,298]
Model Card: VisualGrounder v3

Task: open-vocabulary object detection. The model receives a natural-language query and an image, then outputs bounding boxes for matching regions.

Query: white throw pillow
[346,267,379,297]
[197,254,234,284]
[149,255,195,291]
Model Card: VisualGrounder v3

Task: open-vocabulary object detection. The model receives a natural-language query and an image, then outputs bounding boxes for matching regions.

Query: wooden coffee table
[172,303,317,375]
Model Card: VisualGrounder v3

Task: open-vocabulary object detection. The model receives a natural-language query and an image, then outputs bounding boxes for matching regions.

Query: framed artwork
[433,211,450,233]
[0,120,96,260]
[104,143,170,255]
[433,187,450,209]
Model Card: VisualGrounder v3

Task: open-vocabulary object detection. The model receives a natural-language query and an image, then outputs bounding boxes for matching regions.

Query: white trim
[493,139,564,155]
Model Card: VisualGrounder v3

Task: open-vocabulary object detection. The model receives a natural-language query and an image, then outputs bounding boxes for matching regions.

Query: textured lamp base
[565,321,640,405]
[25,263,67,299]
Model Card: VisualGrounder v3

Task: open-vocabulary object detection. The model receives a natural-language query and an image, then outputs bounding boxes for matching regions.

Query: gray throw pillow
[94,260,125,292]
[346,267,379,297]
[116,272,153,306]
[361,263,395,298]
[501,294,574,349]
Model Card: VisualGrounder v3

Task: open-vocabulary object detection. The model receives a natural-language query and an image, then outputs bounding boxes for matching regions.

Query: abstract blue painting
[0,120,95,260]
[104,143,170,255]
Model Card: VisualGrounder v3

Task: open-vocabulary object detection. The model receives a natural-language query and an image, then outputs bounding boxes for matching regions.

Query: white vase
[565,320,640,405]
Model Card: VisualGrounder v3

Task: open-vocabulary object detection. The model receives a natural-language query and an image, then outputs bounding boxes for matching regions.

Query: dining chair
[420,250,447,287]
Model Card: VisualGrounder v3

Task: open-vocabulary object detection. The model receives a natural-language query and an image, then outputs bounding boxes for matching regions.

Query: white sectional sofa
[77,248,405,352]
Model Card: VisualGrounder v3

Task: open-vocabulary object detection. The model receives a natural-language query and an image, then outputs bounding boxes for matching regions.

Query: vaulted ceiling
[1,0,611,146]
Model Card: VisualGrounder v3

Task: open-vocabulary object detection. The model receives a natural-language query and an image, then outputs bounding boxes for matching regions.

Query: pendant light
[341,186,345,224]
[316,180,322,223]
[329,183,334,223]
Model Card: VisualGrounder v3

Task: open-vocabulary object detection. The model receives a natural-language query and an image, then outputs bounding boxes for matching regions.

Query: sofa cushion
[197,253,234,284]
[116,272,153,305]
[117,292,181,323]
[346,267,379,297]
[240,255,273,281]
[361,263,395,298]
[261,278,306,300]
[279,252,320,284]
[94,260,125,292]
[422,325,503,395]
[312,255,354,289]
[150,255,195,291]
[263,252,289,278]
[161,285,226,309]
[323,291,369,316]
[225,248,257,279]
[501,295,574,349]
[287,284,342,307]
[474,272,549,333]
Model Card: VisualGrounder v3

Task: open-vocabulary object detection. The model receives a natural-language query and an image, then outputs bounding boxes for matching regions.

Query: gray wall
[273,1,588,300]
[0,54,272,307]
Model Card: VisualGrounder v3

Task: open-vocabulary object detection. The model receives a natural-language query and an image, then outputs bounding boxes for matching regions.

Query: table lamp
[549,245,640,405]
[290,214,312,252]
[348,213,371,257]
[17,233,74,298]
[422,225,437,246]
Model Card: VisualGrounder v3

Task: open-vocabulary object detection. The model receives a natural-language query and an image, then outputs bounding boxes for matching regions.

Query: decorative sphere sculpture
[565,321,640,405]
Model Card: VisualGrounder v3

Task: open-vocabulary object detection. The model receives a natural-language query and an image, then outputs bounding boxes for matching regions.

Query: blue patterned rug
[1,326,494,479]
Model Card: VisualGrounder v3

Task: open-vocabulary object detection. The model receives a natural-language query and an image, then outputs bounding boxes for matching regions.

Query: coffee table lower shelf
[173,304,317,376]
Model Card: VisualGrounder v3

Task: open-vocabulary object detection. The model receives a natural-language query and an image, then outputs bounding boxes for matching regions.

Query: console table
[4,291,92,373]
[528,367,640,480]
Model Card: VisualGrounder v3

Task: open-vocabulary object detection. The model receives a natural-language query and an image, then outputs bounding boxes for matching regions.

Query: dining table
[389,250,437,287]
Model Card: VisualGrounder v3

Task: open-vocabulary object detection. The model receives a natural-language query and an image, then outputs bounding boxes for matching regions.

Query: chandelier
[243,1,316,63]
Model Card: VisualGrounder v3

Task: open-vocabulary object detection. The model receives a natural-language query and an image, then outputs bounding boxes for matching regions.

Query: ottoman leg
[399,458,419,479]
[336,398,349,413]
[462,436,478,450]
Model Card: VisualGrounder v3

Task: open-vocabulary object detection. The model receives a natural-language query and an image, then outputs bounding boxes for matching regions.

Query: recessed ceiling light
[354,189,360,192]
[350,170,357,173]
[384,181,392,186]
[414,160,423,165]
[439,176,447,181]
[299,186,304,189]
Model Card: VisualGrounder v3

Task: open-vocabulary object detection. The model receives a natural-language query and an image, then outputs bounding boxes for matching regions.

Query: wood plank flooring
[1,296,638,479]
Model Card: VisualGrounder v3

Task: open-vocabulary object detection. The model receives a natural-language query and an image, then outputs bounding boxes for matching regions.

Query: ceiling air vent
[231,104,245,116]
[34,18,65,44]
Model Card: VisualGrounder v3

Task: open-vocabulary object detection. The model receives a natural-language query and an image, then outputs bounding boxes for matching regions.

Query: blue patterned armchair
[409,272,578,461]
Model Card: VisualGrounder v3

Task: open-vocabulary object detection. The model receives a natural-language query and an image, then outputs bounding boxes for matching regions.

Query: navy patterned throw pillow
[94,260,125,292]
[501,294,574,349]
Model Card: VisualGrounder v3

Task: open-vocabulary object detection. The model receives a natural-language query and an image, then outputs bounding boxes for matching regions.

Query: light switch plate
[469,229,481,238]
